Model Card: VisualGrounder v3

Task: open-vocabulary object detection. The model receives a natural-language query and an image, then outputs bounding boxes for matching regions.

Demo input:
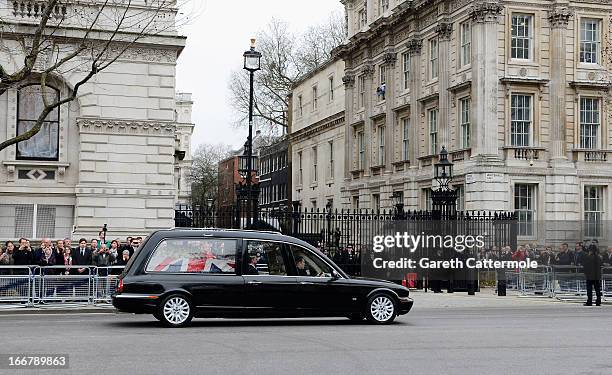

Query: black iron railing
[174,207,517,275]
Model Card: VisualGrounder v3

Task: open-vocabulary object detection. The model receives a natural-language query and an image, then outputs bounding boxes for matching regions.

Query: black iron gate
[174,207,517,282]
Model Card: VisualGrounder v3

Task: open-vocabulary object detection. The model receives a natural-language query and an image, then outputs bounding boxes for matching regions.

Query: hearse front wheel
[158,294,193,328]
[365,294,396,324]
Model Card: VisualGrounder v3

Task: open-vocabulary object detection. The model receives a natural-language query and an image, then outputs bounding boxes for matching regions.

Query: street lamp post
[241,39,262,229]
[431,146,466,294]
[431,146,475,295]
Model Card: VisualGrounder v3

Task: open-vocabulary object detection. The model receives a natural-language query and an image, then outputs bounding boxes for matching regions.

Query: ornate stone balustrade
[12,1,67,19]
[573,150,610,163]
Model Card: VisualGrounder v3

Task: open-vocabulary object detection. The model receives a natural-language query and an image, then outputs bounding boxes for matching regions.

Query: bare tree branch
[228,12,346,135]
[0,0,193,152]
[189,143,234,207]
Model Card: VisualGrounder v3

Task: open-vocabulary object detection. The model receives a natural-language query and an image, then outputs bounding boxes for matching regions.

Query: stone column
[383,51,397,172]
[436,21,453,152]
[362,63,375,176]
[548,7,572,161]
[407,37,423,165]
[342,73,356,180]
[470,1,503,157]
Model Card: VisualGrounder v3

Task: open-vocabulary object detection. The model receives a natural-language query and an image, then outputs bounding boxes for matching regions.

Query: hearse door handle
[247,280,262,285]
[299,281,314,285]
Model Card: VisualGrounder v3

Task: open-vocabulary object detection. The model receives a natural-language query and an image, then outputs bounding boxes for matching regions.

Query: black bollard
[497,269,507,296]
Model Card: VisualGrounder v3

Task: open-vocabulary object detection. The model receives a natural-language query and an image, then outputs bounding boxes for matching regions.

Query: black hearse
[112,229,413,327]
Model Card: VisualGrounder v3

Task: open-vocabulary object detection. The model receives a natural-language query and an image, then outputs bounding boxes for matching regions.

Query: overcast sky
[175,0,344,151]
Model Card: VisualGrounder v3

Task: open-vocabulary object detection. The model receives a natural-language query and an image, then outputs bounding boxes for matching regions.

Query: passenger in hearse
[246,254,260,275]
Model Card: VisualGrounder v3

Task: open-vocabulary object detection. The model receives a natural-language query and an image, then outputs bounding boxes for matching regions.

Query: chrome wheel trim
[163,296,190,325]
[370,296,394,322]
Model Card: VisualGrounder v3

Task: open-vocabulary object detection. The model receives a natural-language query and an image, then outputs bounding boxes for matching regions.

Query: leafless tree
[188,143,233,207]
[228,11,346,134]
[0,0,198,152]
[297,11,347,73]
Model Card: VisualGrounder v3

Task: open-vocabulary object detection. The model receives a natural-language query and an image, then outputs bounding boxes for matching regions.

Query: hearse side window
[245,241,287,276]
[146,238,237,274]
[288,245,333,278]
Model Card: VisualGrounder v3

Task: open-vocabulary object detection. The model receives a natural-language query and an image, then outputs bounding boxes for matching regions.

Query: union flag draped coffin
[153,254,235,273]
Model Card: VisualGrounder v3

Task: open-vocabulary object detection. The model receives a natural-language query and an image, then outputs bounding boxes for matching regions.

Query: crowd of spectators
[312,239,612,276]
[475,240,612,268]
[0,233,144,275]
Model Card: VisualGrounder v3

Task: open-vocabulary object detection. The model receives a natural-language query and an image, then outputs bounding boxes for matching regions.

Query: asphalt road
[1,300,611,375]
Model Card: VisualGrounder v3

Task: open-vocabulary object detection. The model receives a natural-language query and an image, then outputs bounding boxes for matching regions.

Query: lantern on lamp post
[391,191,405,220]
[431,146,457,220]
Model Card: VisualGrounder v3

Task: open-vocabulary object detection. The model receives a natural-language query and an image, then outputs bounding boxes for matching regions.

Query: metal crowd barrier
[519,266,552,297]
[504,270,520,291]
[603,268,612,297]
[93,267,124,303]
[0,266,124,307]
[551,265,585,300]
[496,266,610,301]
[34,266,93,304]
[550,265,610,302]
[0,266,34,305]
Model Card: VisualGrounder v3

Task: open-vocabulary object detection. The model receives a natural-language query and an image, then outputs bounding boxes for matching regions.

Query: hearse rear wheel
[157,294,193,328]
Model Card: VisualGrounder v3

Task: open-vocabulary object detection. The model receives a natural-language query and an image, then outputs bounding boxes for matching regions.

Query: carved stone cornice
[77,119,176,136]
[435,22,453,41]
[290,113,345,143]
[90,45,178,64]
[470,1,503,23]
[382,51,397,66]
[342,74,355,88]
[406,38,423,56]
[361,64,375,77]
[548,7,572,28]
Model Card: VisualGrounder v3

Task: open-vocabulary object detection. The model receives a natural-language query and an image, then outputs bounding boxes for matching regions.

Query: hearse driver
[295,256,310,276]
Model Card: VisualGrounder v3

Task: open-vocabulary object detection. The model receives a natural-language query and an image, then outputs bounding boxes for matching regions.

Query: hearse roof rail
[169,227,281,235]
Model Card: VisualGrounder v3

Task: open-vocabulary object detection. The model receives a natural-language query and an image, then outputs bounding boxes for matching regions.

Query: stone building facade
[175,93,195,205]
[290,59,347,210]
[334,0,612,242]
[259,137,290,212]
[0,2,190,240]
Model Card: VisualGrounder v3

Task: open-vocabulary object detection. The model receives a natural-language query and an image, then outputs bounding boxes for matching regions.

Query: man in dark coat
[573,243,586,266]
[582,245,602,306]
[12,238,33,275]
[73,238,93,274]
[555,243,574,266]
[602,246,612,267]
[13,238,33,265]
[32,238,52,265]
[245,254,259,275]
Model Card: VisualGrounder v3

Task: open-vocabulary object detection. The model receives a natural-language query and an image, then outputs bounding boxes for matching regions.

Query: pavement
[1,290,611,375]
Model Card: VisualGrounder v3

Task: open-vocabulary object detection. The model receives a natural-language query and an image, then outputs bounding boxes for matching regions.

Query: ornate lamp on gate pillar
[239,39,262,229]
[391,191,405,220]
[291,200,302,235]
[431,146,457,220]
[325,201,333,246]
[431,147,469,294]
